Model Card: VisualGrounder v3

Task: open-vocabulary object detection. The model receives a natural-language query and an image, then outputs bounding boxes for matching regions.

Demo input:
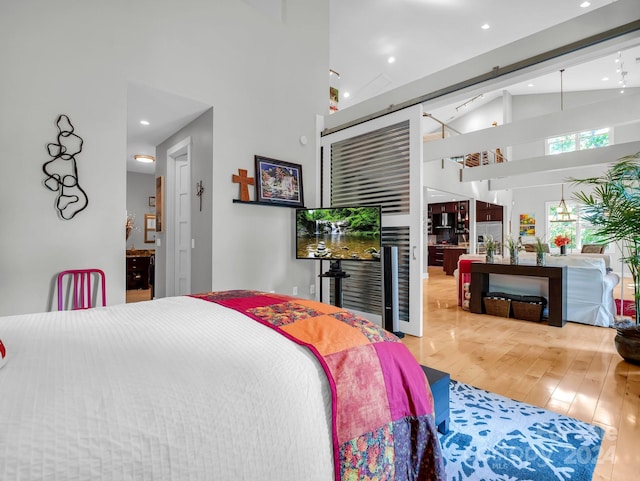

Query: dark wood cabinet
[476,201,503,222]
[428,246,444,266]
[454,201,469,234]
[443,247,467,276]
[126,256,151,290]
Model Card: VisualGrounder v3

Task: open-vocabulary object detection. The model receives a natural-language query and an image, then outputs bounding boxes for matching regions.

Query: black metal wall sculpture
[42,114,88,220]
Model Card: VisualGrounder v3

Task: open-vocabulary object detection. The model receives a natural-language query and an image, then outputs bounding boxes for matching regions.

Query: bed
[0,290,444,480]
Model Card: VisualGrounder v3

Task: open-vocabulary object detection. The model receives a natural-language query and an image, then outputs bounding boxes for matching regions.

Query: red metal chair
[57,269,106,310]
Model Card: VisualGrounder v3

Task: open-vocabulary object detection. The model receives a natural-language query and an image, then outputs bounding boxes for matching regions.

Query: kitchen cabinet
[443,247,468,276]
[429,202,457,214]
[476,201,503,222]
[428,246,444,266]
[454,201,469,234]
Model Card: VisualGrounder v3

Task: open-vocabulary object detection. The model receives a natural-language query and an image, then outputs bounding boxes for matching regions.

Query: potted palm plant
[572,152,640,364]
[506,236,519,265]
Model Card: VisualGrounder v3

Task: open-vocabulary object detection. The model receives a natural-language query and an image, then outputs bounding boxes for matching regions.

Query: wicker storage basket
[512,296,547,322]
[483,293,512,318]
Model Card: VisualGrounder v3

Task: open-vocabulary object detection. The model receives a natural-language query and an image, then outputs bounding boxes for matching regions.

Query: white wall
[126,172,156,250]
[511,88,640,160]
[0,0,328,315]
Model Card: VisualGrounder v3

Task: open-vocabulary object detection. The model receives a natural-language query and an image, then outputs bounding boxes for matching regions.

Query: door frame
[165,136,192,297]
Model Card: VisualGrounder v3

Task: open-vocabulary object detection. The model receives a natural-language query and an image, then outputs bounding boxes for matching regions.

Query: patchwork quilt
[191,290,445,481]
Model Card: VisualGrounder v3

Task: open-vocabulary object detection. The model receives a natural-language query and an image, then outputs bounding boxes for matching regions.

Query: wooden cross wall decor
[232,168,255,202]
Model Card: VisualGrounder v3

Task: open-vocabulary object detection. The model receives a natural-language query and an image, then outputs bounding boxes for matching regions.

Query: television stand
[319,261,350,308]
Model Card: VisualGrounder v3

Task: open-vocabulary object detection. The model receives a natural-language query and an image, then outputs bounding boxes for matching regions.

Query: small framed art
[254,155,304,207]
[144,214,156,243]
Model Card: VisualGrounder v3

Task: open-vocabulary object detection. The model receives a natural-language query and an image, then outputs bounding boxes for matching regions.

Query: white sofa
[456,253,619,327]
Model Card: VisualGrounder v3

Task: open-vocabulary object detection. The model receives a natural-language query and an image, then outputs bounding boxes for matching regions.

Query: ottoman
[421,365,450,434]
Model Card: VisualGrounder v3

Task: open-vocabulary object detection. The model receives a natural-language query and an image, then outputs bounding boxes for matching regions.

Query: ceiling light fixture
[551,184,576,223]
[481,23,490,30]
[388,56,395,64]
[140,120,150,126]
[580,1,591,8]
[343,92,350,98]
[616,52,627,93]
[134,154,155,163]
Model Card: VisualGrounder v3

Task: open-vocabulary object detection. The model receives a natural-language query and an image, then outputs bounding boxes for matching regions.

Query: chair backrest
[581,244,606,254]
[523,243,550,253]
[57,269,106,310]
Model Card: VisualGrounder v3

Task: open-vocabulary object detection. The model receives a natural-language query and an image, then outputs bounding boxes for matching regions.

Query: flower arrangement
[126,213,136,240]
[553,234,570,247]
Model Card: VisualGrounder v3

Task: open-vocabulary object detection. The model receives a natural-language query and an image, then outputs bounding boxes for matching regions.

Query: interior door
[174,154,191,295]
[166,137,192,297]
[320,105,424,337]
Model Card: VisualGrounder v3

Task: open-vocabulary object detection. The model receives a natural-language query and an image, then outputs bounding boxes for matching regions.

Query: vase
[486,251,494,264]
[536,252,545,266]
[615,326,640,365]
[509,248,518,265]
[560,245,566,255]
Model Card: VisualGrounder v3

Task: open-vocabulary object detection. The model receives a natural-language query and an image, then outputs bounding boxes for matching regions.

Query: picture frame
[144,213,157,243]
[148,196,156,207]
[254,155,304,207]
[155,176,164,232]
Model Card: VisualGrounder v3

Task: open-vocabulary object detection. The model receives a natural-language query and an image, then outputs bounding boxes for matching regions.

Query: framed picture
[144,214,156,243]
[254,155,304,207]
[519,213,535,236]
[155,176,164,232]
[148,196,155,207]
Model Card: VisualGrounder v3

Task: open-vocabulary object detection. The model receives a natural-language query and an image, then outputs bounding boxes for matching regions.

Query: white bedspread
[0,296,333,480]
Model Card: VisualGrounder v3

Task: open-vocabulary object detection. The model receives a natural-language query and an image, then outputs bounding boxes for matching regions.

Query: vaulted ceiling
[128,0,638,174]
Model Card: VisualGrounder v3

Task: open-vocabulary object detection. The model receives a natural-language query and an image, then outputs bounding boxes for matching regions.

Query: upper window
[546,128,612,155]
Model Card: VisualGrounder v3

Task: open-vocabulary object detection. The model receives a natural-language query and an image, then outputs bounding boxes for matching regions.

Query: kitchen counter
[428,245,468,271]
[442,247,469,276]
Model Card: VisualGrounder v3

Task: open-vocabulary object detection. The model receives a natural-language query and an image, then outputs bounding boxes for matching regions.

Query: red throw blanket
[191,290,445,481]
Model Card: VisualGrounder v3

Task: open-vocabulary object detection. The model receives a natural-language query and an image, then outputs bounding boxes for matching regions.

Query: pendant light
[551,184,576,222]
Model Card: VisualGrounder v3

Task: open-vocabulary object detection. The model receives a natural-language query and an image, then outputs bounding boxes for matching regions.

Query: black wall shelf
[232,199,304,209]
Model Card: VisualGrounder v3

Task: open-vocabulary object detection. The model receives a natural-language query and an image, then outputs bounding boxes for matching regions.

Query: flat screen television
[295,206,382,262]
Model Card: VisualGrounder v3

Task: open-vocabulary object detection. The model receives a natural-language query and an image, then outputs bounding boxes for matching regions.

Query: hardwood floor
[401,267,640,481]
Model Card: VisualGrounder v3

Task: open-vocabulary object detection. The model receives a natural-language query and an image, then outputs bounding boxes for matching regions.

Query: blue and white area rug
[441,380,604,481]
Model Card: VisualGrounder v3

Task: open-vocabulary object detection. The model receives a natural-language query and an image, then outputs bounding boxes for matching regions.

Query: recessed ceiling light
[620,89,625,94]
[388,56,395,64]
[481,23,490,30]
[602,77,609,81]
[343,92,350,98]
[140,120,150,126]
[134,154,155,163]
[527,83,534,87]
[580,1,591,8]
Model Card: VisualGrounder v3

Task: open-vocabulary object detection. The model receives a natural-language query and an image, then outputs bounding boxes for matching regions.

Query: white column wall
[0,0,328,315]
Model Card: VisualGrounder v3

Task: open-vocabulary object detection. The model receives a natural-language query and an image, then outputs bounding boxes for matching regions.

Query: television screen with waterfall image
[295,206,382,262]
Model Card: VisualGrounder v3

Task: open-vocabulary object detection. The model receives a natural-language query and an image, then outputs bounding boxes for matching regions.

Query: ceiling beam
[462,140,640,189]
